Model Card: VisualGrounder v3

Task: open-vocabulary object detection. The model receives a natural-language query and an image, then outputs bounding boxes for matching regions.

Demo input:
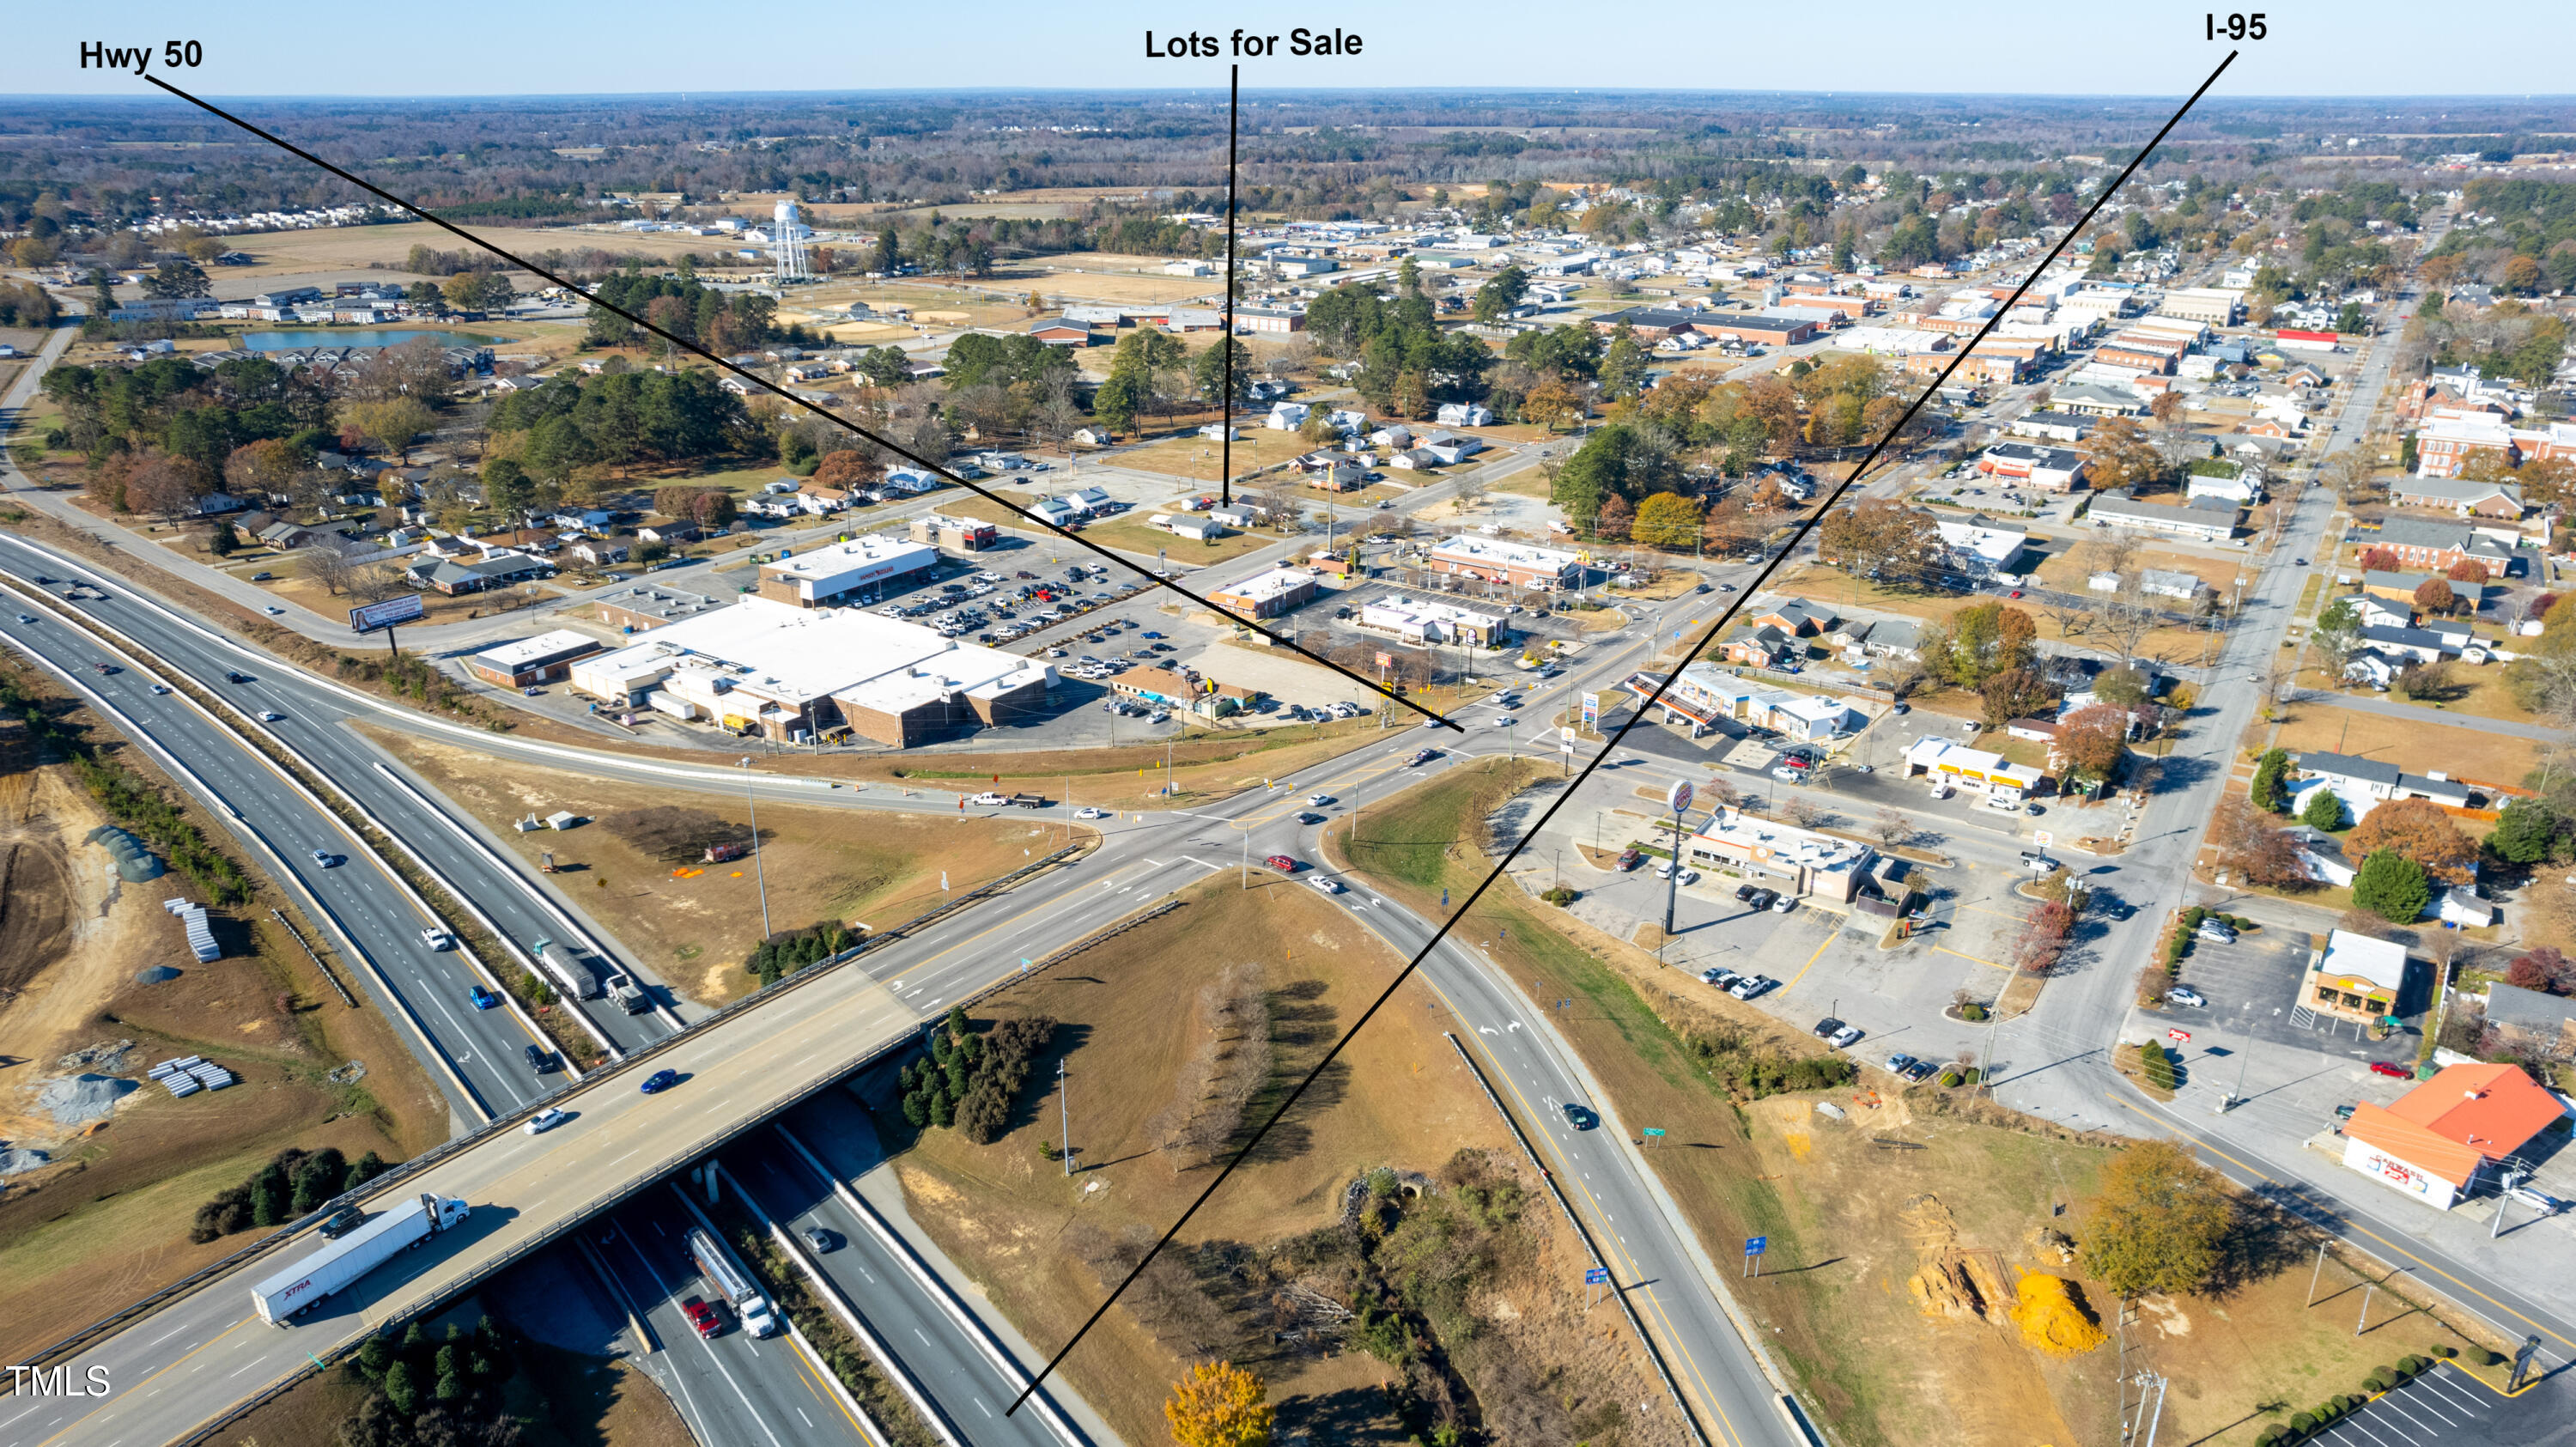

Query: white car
[1828,1024,1864,1049]
[259,710,285,722]
[1307,793,1334,806]
[10,613,29,624]
[522,1107,569,1135]
[1493,714,1516,727]
[969,792,1009,806]
[264,605,286,616]
[420,927,454,950]
[1307,875,1346,895]
[2165,986,2207,1008]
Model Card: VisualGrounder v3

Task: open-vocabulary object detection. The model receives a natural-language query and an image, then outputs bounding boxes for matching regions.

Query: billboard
[349,593,425,633]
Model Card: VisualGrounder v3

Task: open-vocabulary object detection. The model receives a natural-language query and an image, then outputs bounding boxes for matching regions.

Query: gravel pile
[38,1073,137,1127]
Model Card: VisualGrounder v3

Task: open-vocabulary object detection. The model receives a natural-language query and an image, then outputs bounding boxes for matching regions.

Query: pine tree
[2250,748,2292,813]
[2353,849,2431,924]
[384,1360,420,1415]
[2299,787,2344,831]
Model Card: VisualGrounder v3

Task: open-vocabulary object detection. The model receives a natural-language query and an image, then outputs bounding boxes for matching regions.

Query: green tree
[1091,371,1140,436]
[356,1335,395,1383]
[384,1360,420,1416]
[1470,264,1529,323]
[208,519,240,556]
[2251,748,2292,814]
[1598,326,1649,401]
[249,1163,290,1226]
[2081,1140,2233,1300]
[1191,337,1255,412]
[482,458,535,523]
[2352,849,2431,924]
[141,258,211,300]
[2486,796,2562,865]
[870,226,903,274]
[2299,787,2345,831]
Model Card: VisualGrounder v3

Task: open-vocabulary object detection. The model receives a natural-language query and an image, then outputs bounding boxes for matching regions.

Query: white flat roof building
[1904,736,2043,799]
[1426,534,1584,589]
[757,536,939,606]
[568,597,1052,747]
[1358,595,1509,646]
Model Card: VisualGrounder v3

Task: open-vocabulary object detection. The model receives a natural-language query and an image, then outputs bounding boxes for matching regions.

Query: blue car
[467,984,501,1011]
[640,1068,679,1095]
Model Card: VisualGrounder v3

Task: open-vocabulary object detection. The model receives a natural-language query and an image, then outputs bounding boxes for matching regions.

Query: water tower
[771,197,812,283]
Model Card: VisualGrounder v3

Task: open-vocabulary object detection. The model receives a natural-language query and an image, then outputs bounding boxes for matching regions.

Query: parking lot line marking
[1780,934,1835,995]
[1933,945,2012,971]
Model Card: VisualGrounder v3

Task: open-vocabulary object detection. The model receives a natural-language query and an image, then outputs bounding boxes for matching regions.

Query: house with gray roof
[2290,750,2474,810]
[2482,982,2576,1058]
[2087,491,2238,542]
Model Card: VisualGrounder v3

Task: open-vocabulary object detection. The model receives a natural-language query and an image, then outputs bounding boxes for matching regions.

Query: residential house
[569,536,633,568]
[1834,616,1922,664]
[636,517,702,545]
[1720,623,1800,667]
[2481,982,2576,1061]
[1267,402,1312,430]
[2354,623,2451,664]
[1747,598,1838,637]
[2290,751,2475,818]
[2184,462,2263,505]
[2136,568,2208,601]
[1436,402,1495,427]
[2284,825,2357,886]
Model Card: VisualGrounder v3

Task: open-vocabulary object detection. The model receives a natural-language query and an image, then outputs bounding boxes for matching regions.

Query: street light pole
[739,757,772,941]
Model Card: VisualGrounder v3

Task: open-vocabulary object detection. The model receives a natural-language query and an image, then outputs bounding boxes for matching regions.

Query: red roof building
[2341,1062,2567,1210]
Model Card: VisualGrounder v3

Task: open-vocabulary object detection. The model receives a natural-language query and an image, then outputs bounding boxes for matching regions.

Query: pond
[240,329,502,351]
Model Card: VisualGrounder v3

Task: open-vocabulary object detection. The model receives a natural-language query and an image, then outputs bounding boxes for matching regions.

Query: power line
[136,74,1461,733]
[999,46,2241,1414]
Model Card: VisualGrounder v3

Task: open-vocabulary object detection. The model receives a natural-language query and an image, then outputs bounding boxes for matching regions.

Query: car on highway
[2295,557,2308,566]
[10,613,28,624]
[523,1107,568,1135]
[1307,875,1346,895]
[641,1068,681,1094]
[1307,793,1334,806]
[318,1206,366,1240]
[2166,986,2207,1007]
[1295,811,1326,825]
[420,927,453,950]
[680,1296,722,1339]
[1492,714,1516,728]
[468,984,501,1011]
[968,792,1010,806]
[149,683,170,695]
[260,710,285,722]
[309,849,341,867]
[1410,749,1439,766]
[1560,1103,1599,1130]
[2368,1061,2412,1079]
[1769,766,1801,782]
[1729,974,1775,1000]
[264,605,286,616]
[1265,854,1301,873]
[803,1226,838,1253]
[526,1043,553,1073]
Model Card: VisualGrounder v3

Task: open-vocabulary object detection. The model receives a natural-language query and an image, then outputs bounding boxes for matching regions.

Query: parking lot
[2158,929,2421,1068]
[2300,1362,2512,1447]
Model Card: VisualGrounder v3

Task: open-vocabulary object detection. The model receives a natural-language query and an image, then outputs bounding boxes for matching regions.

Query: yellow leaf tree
[1164,1359,1273,1447]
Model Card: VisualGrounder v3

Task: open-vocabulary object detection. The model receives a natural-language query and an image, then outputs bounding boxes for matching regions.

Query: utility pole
[2494,1165,2525,1239]
[739,757,772,941]
[2306,1239,2328,1307]
[2356,1279,2375,1335]
[1058,1057,1072,1176]
[2219,1013,2251,1114]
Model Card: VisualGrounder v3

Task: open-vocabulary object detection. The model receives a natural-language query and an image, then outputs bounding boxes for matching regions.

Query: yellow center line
[31,1315,257,1447]
[2108,1095,2576,1358]
[786,1328,872,1435]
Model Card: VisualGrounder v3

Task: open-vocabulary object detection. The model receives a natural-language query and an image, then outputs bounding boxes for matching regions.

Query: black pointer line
[1002,46,2239,1417]
[137,74,1463,733]
[1220,62,1240,508]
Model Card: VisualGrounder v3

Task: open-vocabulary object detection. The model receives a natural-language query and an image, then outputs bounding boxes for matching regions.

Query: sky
[5,1,2572,99]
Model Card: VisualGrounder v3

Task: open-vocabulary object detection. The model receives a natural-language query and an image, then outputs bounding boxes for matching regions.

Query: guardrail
[5,840,1088,1396]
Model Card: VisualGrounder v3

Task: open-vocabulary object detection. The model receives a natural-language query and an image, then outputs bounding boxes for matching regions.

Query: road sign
[1667,780,1694,815]
[1744,1236,1768,1256]
[1642,1127,1666,1137]
[348,593,424,633]
[1581,691,1601,730]
[2033,830,2052,848]
[1583,1267,1610,1285]
[2167,1028,2192,1044]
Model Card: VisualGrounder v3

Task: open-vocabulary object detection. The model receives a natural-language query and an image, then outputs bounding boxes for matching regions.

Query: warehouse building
[568,597,1053,746]
[466,629,602,688]
[756,536,940,607]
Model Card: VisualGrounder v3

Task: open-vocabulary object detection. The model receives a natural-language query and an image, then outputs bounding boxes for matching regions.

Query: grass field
[366,729,1054,1005]
[886,872,1684,1447]
[2269,706,2541,793]
[215,221,718,281]
[1778,564,2225,666]
[1322,758,2504,1446]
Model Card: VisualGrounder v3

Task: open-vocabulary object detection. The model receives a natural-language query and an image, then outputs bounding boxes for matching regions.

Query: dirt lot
[367,728,1054,1006]
[889,875,1685,1447]
[215,221,718,281]
[0,717,443,1365]
[1323,759,2500,1446]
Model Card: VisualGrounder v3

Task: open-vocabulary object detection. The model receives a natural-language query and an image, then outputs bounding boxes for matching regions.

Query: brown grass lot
[2293,659,2543,731]
[0,690,445,1366]
[216,220,715,279]
[1780,564,2227,669]
[365,728,1054,1006]
[889,874,1684,1447]
[1321,758,2506,1446]
[2030,544,2248,597]
[2269,708,2541,795]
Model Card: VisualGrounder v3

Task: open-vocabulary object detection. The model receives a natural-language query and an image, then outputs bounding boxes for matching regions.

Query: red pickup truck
[681,1295,723,1339]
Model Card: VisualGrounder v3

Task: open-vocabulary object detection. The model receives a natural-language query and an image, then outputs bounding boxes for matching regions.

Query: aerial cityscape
[4,9,2576,1447]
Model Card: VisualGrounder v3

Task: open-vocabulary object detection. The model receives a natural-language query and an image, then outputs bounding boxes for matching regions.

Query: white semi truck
[250,1193,471,1326]
[686,1226,779,1338]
